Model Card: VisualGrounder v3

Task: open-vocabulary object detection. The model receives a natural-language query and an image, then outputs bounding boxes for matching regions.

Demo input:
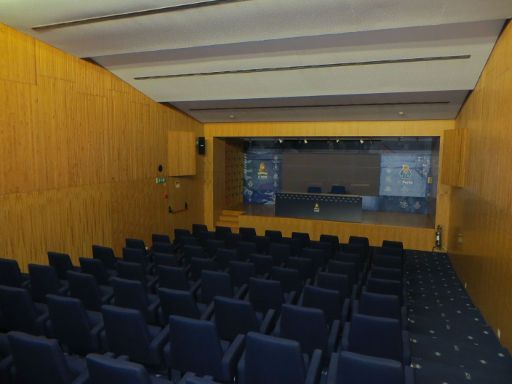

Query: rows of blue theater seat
[0,226,412,383]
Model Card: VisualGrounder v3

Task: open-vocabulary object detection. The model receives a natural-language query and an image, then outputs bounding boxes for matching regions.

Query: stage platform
[222,203,436,252]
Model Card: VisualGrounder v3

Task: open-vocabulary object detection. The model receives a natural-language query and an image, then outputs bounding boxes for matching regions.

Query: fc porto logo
[257,162,268,180]
[400,164,412,179]
[313,203,320,213]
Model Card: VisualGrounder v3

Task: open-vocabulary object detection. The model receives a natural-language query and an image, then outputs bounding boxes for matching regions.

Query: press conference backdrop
[243,139,437,215]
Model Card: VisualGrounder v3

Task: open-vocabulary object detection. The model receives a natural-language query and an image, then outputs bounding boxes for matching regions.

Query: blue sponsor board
[379,152,431,198]
[244,149,281,204]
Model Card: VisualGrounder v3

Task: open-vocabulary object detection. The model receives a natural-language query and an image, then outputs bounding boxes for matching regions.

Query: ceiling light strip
[32,0,248,31]
[188,101,451,111]
[134,55,471,80]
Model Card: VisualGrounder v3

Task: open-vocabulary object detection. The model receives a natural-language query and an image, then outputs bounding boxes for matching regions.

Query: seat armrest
[341,298,350,323]
[90,321,104,336]
[58,284,69,295]
[327,320,342,355]
[117,355,130,361]
[221,334,245,379]
[260,309,276,334]
[190,279,201,296]
[201,302,215,320]
[326,353,339,384]
[235,284,248,299]
[150,325,170,352]
[401,305,408,330]
[237,353,246,384]
[402,330,411,365]
[148,298,160,315]
[404,365,415,384]
[72,372,89,384]
[304,349,322,384]
[286,290,297,304]
[340,323,350,352]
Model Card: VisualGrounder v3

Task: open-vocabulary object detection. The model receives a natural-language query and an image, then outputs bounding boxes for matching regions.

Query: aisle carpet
[406,251,512,384]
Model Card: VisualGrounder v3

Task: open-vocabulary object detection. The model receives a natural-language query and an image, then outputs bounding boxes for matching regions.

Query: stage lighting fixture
[359,139,364,144]
[278,139,283,144]
[304,139,308,144]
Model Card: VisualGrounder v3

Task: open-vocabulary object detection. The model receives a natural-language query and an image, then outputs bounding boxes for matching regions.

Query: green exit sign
[155,177,166,185]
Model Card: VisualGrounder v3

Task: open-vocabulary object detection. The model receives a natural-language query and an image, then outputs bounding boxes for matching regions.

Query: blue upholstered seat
[48,252,78,280]
[79,257,115,285]
[300,285,349,326]
[112,278,160,324]
[101,305,168,366]
[67,270,113,311]
[47,294,103,355]
[165,315,245,382]
[237,332,322,384]
[28,263,68,302]
[307,186,322,194]
[327,351,414,384]
[0,258,29,288]
[158,287,211,322]
[8,331,87,384]
[92,245,119,271]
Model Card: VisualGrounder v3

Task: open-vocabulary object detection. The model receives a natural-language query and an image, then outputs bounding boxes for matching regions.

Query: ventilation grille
[32,0,247,31]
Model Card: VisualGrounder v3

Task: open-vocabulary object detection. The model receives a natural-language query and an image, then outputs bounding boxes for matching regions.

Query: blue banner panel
[244,149,281,204]
[379,152,431,198]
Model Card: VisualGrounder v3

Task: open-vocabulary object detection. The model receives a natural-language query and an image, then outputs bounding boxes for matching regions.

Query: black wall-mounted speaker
[197,137,206,155]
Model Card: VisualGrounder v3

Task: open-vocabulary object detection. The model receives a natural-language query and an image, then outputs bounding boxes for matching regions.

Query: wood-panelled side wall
[448,22,512,350]
[224,140,244,208]
[0,24,204,269]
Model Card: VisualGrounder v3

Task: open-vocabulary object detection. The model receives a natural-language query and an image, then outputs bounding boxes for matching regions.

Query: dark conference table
[275,192,363,222]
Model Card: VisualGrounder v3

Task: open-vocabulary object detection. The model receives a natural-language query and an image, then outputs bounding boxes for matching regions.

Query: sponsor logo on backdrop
[257,162,268,180]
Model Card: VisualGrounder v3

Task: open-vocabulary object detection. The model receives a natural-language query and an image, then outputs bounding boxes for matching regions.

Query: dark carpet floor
[406,251,512,384]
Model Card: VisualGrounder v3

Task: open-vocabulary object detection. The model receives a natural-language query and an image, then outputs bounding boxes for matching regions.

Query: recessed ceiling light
[229,114,235,119]
[359,139,364,144]
[398,111,405,116]
[304,139,308,144]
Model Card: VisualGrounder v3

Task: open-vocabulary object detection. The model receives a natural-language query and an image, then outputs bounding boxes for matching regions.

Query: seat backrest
[47,252,74,280]
[200,270,234,304]
[358,292,401,321]
[192,224,208,236]
[326,261,356,287]
[158,288,201,320]
[236,241,258,261]
[319,234,340,249]
[300,248,324,272]
[250,254,273,276]
[375,246,404,258]
[152,242,175,254]
[79,257,111,285]
[169,315,224,378]
[371,266,402,281]
[307,186,322,194]
[239,227,256,240]
[86,354,153,384]
[8,331,79,384]
[254,236,270,254]
[181,236,201,248]
[281,237,302,256]
[157,266,190,291]
[286,257,314,280]
[225,233,241,249]
[291,232,310,248]
[206,239,226,257]
[152,234,171,244]
[174,229,191,244]
[337,351,404,384]
[249,278,284,313]
[28,264,62,302]
[243,332,306,384]
[184,245,208,263]
[269,243,291,265]
[190,258,218,281]
[122,248,147,267]
[348,236,369,247]
[67,270,103,311]
[125,238,146,251]
[214,296,259,342]
[373,254,402,269]
[302,285,341,325]
[281,304,327,355]
[366,278,403,304]
[215,226,232,240]
[265,230,282,242]
[0,258,24,287]
[229,261,255,288]
[101,305,153,363]
[92,245,117,270]
[117,261,148,286]
[215,248,238,270]
[348,314,402,361]
[0,285,43,335]
[271,266,302,293]
[316,272,351,299]
[330,185,346,194]
[47,294,97,355]
[382,240,404,250]
[112,278,149,318]
[333,252,362,275]
[154,252,179,267]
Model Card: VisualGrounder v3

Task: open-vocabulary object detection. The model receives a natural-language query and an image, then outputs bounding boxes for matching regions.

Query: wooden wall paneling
[211,138,226,227]
[449,22,512,350]
[168,131,197,176]
[0,25,36,84]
